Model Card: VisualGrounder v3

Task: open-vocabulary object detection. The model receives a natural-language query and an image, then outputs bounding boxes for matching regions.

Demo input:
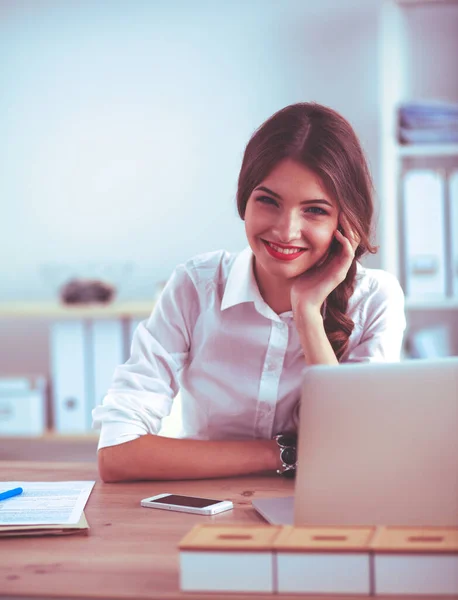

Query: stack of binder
[398,101,458,145]
[50,319,126,434]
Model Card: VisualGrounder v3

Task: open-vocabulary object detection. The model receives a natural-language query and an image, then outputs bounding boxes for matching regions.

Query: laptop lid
[293,357,458,527]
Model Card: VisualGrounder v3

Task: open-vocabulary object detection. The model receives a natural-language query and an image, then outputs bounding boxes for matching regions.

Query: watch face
[280,446,297,466]
[276,433,297,448]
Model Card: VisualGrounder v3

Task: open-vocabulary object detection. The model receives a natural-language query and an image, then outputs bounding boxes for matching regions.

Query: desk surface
[0,461,436,600]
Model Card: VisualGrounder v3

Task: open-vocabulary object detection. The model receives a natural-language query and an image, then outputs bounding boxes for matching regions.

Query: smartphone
[140,493,234,515]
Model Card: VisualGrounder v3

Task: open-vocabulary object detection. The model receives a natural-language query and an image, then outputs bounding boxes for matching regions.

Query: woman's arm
[98,435,280,482]
[294,307,338,366]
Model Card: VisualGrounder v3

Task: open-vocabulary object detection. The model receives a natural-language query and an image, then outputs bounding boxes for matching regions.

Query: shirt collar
[221,246,283,321]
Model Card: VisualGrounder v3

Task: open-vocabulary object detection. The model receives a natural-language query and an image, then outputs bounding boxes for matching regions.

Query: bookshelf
[0,300,183,457]
[379,0,458,354]
[0,302,154,456]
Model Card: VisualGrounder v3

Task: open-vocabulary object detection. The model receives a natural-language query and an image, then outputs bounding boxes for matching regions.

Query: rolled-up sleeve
[345,271,406,363]
[92,264,199,449]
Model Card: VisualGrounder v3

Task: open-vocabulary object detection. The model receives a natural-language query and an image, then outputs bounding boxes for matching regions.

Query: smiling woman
[93,102,406,483]
[237,103,378,360]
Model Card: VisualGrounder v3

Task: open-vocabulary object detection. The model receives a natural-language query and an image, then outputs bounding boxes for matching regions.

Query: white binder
[402,170,446,299]
[50,320,88,433]
[450,170,458,297]
[88,320,124,428]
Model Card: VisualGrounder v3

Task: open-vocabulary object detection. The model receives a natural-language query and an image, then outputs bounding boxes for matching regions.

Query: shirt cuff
[92,391,172,450]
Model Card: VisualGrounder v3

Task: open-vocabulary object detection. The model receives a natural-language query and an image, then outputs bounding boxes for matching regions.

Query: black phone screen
[152,494,220,508]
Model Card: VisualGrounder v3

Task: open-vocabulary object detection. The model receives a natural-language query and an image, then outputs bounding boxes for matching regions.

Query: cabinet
[379,0,458,356]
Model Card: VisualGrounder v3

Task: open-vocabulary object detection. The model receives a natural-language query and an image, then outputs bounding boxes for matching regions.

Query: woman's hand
[290,215,359,318]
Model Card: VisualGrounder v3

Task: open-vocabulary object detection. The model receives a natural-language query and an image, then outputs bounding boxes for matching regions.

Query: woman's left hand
[290,215,359,317]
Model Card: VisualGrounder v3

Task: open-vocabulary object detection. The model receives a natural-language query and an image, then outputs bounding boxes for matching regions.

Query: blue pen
[0,487,23,501]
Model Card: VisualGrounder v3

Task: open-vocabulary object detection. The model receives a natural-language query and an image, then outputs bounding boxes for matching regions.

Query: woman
[93,102,406,482]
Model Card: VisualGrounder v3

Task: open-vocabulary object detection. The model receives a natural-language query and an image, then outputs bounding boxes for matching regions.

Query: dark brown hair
[237,102,377,360]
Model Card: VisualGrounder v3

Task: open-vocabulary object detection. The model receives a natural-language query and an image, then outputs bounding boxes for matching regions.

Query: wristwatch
[274,433,297,478]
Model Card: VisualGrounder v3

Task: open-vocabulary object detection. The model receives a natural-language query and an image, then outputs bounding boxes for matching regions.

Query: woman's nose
[274,210,302,242]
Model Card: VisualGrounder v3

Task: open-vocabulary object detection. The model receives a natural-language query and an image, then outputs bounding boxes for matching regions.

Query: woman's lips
[262,239,307,261]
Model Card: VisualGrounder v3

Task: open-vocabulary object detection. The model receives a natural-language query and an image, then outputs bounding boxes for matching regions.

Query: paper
[0,481,95,525]
[0,512,89,537]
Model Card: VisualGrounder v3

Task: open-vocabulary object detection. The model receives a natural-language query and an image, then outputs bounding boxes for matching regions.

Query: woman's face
[244,158,339,286]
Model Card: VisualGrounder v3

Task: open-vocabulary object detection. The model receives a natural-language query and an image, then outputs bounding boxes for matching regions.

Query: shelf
[397,143,458,157]
[0,301,154,319]
[406,299,458,310]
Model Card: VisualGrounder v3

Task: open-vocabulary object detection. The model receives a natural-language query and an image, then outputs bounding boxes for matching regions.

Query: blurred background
[0,0,457,459]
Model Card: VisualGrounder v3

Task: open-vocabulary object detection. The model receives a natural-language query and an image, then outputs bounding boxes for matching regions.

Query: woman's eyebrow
[255,185,333,207]
[300,199,333,207]
[254,185,282,199]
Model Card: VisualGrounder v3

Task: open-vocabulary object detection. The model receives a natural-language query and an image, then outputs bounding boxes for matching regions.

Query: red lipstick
[262,240,306,262]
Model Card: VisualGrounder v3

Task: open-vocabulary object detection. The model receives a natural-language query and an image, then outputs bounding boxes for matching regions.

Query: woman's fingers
[334,229,355,258]
[338,214,360,253]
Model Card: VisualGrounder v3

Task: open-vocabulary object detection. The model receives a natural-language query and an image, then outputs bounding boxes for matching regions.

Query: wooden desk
[0,462,437,600]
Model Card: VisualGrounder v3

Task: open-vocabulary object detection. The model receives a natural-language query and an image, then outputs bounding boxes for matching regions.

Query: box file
[179,524,281,593]
[274,526,375,595]
[50,320,88,433]
[372,527,458,595]
[402,170,447,299]
[88,320,124,428]
[179,524,458,596]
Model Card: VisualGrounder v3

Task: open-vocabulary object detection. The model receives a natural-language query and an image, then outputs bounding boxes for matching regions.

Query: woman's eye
[304,206,328,215]
[256,196,278,207]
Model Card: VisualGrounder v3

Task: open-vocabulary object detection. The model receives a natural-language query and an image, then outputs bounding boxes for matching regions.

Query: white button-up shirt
[93,247,406,449]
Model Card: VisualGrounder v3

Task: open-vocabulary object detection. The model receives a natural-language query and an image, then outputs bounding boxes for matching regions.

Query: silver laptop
[252,357,458,527]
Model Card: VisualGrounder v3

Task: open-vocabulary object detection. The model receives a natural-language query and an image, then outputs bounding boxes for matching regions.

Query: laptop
[252,357,458,527]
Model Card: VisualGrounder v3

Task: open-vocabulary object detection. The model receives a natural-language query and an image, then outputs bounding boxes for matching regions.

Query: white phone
[140,493,234,515]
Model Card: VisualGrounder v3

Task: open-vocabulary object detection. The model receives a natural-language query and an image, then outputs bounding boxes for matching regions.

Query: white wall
[0,0,380,374]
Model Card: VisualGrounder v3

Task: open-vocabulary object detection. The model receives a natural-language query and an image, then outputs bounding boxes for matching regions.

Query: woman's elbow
[98,447,123,483]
